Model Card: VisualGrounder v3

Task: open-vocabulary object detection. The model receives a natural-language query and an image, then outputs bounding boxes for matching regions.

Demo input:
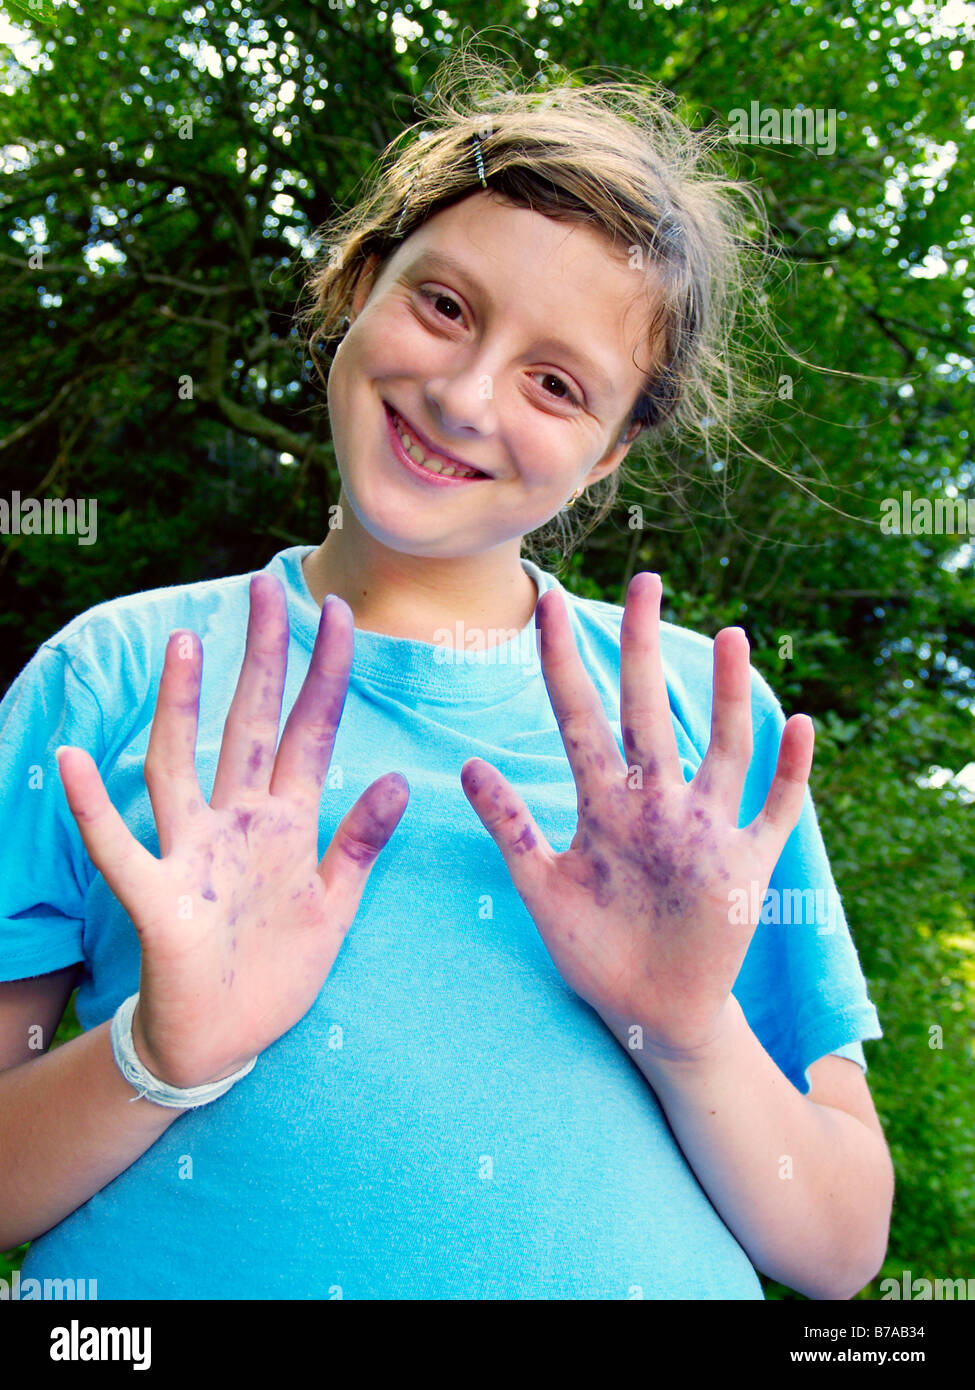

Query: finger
[460,757,553,900]
[692,627,753,813]
[747,713,815,857]
[619,571,682,785]
[535,588,626,799]
[210,573,289,810]
[270,594,352,805]
[316,772,410,921]
[56,746,160,918]
[143,630,207,855]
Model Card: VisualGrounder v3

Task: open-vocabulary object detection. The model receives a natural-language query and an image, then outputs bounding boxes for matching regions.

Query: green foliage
[1,0,972,1297]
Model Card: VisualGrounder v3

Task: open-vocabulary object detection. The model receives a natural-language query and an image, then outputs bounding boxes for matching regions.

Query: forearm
[0,1020,182,1249]
[603,995,893,1300]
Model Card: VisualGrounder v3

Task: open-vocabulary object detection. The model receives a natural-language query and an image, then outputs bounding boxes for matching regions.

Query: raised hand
[460,572,814,1059]
[56,574,409,1089]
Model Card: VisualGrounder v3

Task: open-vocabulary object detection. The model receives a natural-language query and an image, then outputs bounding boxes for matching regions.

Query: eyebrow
[406,249,618,405]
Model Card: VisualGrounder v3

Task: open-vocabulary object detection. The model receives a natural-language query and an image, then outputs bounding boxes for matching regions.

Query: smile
[383,403,490,483]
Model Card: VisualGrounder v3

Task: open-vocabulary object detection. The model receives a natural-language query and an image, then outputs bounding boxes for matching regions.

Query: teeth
[393,411,480,479]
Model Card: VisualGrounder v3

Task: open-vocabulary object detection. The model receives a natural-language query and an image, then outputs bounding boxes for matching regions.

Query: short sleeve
[0,644,103,980]
[824,1040,867,1072]
[731,673,882,1095]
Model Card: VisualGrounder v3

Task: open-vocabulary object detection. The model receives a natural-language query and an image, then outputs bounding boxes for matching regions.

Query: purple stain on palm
[202,886,217,902]
[247,742,264,776]
[341,772,409,864]
[587,856,613,908]
[323,691,346,727]
[513,823,536,854]
[640,849,676,889]
[461,762,482,795]
[342,839,380,867]
[234,809,254,842]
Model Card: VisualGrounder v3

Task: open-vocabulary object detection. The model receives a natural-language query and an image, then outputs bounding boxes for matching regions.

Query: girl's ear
[350,253,383,322]
[580,418,643,489]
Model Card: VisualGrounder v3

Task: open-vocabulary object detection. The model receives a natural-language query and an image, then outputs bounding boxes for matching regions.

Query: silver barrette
[472,132,487,188]
[393,165,418,238]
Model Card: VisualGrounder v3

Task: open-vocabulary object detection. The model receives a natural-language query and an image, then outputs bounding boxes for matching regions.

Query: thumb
[460,757,552,900]
[316,771,410,920]
[55,745,160,917]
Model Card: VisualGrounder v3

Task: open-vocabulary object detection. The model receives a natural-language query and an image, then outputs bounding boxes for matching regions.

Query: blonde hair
[294,41,774,561]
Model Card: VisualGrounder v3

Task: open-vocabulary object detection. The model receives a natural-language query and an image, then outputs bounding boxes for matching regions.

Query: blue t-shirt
[0,545,880,1299]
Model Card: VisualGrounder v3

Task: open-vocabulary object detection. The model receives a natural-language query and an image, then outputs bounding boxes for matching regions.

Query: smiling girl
[0,53,892,1300]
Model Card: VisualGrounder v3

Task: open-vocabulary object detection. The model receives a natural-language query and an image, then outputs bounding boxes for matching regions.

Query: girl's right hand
[55,573,409,1090]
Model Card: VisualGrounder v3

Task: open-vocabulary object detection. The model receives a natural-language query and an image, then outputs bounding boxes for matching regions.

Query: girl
[0,56,892,1299]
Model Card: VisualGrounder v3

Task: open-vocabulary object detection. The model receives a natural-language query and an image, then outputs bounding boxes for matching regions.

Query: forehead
[385,193,656,397]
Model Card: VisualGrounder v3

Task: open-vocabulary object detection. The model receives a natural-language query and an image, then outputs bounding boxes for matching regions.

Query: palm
[461,572,813,1054]
[57,575,408,1088]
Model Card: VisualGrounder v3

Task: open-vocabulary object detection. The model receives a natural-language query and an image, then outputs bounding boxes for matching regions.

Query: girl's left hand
[460,572,815,1060]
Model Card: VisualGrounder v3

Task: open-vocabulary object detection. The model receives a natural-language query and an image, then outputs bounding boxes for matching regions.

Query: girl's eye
[421,288,464,322]
[417,288,583,408]
[534,373,579,405]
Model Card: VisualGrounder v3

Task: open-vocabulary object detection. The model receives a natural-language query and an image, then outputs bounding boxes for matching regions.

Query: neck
[300,494,540,646]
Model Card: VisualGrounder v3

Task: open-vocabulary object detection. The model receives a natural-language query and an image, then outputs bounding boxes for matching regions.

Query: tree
[1,0,972,1296]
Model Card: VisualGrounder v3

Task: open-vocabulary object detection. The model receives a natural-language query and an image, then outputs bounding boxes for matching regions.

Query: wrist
[601,994,743,1073]
[116,994,257,1108]
[129,1001,241,1091]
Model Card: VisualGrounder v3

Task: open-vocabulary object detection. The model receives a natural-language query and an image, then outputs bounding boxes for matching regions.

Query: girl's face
[326,192,655,558]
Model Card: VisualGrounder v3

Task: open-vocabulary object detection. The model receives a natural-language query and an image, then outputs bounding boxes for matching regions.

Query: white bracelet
[110,993,257,1109]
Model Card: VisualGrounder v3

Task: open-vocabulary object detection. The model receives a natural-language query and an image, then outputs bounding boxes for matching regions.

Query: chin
[338,474,475,557]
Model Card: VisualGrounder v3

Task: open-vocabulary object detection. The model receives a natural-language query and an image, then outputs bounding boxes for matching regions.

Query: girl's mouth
[383,402,490,485]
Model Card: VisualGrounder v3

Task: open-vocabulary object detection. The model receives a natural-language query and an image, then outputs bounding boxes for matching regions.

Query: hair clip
[471,132,487,189]
[393,165,418,239]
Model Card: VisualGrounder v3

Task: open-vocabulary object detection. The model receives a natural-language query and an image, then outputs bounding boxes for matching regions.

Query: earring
[339,314,351,333]
[565,486,585,509]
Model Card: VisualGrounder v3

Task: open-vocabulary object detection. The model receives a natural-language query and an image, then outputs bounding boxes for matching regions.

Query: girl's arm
[602,997,893,1299]
[0,1002,182,1249]
[461,573,893,1299]
[1,577,408,1250]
